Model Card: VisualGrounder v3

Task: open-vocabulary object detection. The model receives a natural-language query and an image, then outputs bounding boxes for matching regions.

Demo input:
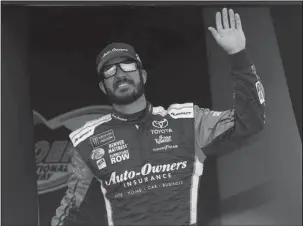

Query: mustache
[114,78,135,89]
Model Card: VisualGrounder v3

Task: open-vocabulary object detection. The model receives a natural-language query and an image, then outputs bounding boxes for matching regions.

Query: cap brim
[97,52,140,73]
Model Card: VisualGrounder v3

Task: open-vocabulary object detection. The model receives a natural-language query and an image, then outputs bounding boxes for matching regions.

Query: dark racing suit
[51,50,266,226]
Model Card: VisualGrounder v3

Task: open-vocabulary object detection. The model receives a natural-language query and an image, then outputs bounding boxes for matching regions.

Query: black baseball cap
[96,42,142,75]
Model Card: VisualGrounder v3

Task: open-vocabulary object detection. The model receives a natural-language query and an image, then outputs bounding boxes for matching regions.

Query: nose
[115,66,127,78]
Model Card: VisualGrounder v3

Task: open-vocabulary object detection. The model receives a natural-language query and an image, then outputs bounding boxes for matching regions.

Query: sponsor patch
[255,81,265,104]
[150,128,173,135]
[153,144,178,152]
[168,108,193,119]
[102,48,128,59]
[155,135,172,144]
[91,148,105,160]
[109,150,130,164]
[152,119,168,129]
[90,130,115,148]
[69,114,112,147]
[70,128,94,147]
[96,158,107,170]
[105,161,188,186]
[112,114,128,121]
[108,140,128,154]
[210,111,222,117]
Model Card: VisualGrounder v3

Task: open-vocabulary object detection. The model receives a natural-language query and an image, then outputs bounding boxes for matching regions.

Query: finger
[208,27,220,40]
[222,8,229,29]
[229,9,235,29]
[216,12,223,31]
[235,13,242,30]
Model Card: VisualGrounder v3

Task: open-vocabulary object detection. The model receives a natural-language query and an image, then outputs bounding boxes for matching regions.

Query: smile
[118,83,130,88]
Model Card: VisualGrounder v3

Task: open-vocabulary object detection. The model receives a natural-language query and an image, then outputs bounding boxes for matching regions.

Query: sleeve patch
[168,107,194,119]
[69,114,112,147]
[255,81,265,104]
[210,111,223,117]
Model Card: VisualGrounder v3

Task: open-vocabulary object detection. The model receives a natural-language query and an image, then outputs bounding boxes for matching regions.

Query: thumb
[208,27,220,40]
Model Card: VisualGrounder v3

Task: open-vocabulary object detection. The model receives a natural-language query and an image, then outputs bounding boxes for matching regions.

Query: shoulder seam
[69,114,112,140]
[152,106,167,116]
[168,103,193,111]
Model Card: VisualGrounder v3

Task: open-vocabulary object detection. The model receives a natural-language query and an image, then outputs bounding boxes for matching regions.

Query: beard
[105,74,145,105]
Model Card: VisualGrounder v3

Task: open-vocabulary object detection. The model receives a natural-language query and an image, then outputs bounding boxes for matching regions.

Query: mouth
[117,82,129,88]
[115,80,133,90]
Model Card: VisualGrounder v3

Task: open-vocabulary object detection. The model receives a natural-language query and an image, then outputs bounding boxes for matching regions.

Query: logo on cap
[102,48,128,59]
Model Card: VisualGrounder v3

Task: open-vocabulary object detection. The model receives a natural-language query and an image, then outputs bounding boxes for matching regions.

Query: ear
[99,81,107,94]
[141,70,147,84]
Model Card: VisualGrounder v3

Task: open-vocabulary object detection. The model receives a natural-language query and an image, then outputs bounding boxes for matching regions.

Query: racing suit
[51,50,266,226]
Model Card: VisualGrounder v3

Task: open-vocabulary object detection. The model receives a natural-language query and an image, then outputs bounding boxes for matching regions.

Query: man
[51,8,265,226]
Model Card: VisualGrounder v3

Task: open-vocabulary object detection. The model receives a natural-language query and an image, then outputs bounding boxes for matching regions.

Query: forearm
[230,49,266,138]
[51,149,94,226]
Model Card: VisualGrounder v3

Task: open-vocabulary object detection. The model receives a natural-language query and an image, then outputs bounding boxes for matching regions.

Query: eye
[103,65,116,77]
[103,65,115,73]
[120,62,137,71]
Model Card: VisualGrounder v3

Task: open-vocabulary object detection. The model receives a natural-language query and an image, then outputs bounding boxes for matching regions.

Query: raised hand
[208,8,246,55]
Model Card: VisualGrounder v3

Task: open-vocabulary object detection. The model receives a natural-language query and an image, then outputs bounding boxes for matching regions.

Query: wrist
[230,49,253,69]
[227,47,246,55]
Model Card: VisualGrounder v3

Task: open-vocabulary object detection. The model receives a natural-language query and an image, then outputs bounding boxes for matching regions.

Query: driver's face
[101,57,145,105]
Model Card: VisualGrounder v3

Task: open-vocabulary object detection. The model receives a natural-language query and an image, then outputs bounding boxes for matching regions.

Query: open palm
[208,8,246,55]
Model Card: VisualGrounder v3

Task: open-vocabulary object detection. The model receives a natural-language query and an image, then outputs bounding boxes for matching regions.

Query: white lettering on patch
[153,144,178,152]
[105,161,187,186]
[69,114,112,147]
[96,158,107,170]
[210,111,222,117]
[90,130,115,148]
[155,135,172,144]
[110,150,130,164]
[150,128,173,135]
[168,103,194,119]
[255,81,265,104]
[102,48,128,59]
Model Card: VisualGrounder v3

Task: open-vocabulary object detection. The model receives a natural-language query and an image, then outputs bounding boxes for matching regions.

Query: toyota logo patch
[152,119,168,129]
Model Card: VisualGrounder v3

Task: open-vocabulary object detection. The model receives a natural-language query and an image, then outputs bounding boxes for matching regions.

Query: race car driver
[51,8,266,226]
